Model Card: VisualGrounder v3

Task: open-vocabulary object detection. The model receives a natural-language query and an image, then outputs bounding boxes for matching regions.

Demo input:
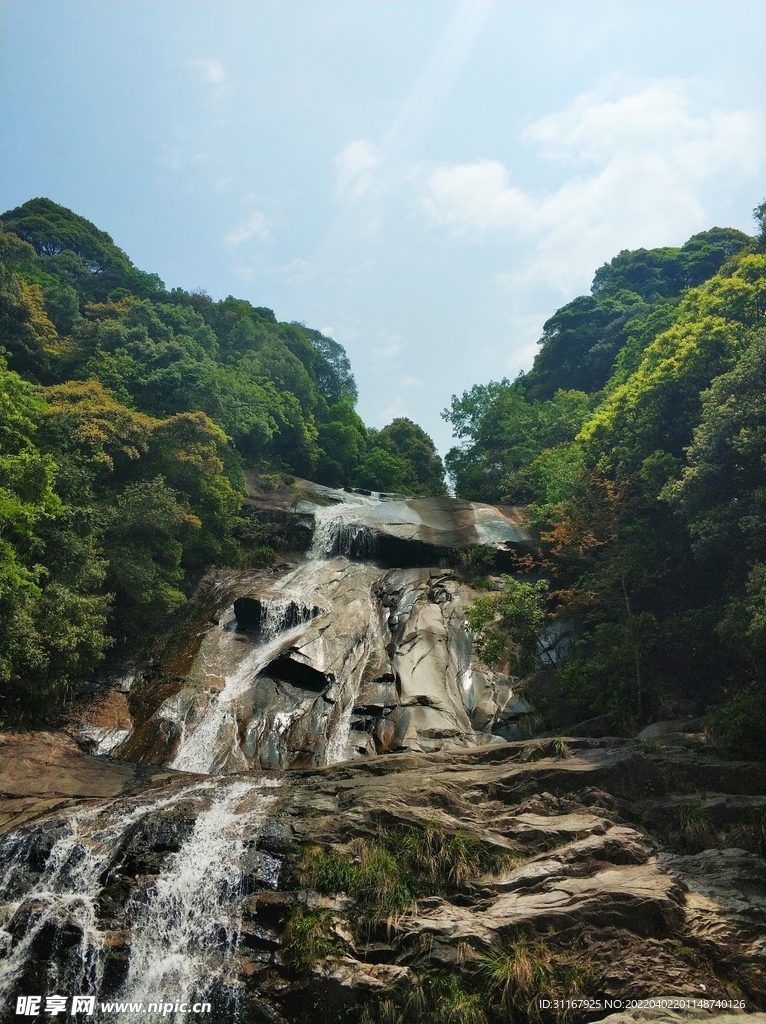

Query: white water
[76,725,132,755]
[0,778,281,1021]
[256,596,318,640]
[167,624,309,775]
[165,497,389,774]
[112,778,280,1021]
[0,784,213,1002]
[308,496,378,560]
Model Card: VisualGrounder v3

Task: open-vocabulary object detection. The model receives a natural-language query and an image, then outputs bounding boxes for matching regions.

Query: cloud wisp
[422,79,762,293]
[192,58,224,85]
[332,1,492,205]
[381,0,493,158]
[225,211,271,246]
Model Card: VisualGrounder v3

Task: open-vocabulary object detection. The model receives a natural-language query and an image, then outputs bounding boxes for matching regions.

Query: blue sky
[2,1,764,457]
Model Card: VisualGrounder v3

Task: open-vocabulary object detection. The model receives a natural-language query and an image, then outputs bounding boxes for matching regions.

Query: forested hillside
[4,196,766,759]
[445,204,766,756]
[0,198,445,722]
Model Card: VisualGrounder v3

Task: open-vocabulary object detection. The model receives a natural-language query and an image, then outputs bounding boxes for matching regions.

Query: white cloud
[372,342,401,360]
[423,159,534,236]
[334,140,379,200]
[193,58,224,85]
[524,81,757,172]
[423,79,762,293]
[225,211,270,246]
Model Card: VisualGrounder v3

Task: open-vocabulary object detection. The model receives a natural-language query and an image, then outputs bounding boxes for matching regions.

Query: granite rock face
[1,735,765,1023]
[94,485,538,774]
[2,482,765,1023]
[106,563,531,773]
[243,474,534,563]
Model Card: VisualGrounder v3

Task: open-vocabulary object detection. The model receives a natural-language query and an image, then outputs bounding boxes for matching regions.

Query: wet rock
[118,559,538,770]
[317,957,410,998]
[0,731,187,836]
[3,737,766,1020]
[234,596,322,634]
[71,688,133,756]
[240,921,281,951]
[242,847,282,891]
[260,653,331,691]
[102,809,197,878]
[246,477,534,561]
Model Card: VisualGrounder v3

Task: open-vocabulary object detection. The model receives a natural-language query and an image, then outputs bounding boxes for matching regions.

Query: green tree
[372,417,446,495]
[0,360,112,721]
[1,197,165,302]
[465,576,548,675]
[444,383,590,502]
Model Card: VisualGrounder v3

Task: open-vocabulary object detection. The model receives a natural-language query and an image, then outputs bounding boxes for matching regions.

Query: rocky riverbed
[1,731,765,1023]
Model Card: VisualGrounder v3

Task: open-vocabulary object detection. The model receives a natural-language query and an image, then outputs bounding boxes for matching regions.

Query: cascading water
[0,785,198,1004]
[308,497,378,560]
[108,777,280,1022]
[2,482,541,1023]
[166,623,312,775]
[0,777,281,1022]
[157,494,390,775]
[255,597,319,640]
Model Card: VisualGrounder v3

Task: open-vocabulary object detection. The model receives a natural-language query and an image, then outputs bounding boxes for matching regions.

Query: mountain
[2,201,766,1024]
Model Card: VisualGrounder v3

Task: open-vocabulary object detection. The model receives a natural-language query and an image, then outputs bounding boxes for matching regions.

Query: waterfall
[109,778,280,1021]
[308,499,378,560]
[0,786,190,1002]
[256,597,318,640]
[0,777,281,1021]
[160,494,388,774]
[167,625,310,775]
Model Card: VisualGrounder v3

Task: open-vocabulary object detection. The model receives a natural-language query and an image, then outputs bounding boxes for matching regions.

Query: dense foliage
[446,210,766,754]
[0,198,445,722]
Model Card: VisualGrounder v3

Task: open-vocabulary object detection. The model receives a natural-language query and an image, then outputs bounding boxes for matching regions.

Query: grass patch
[282,907,337,974]
[477,937,598,1021]
[552,736,572,759]
[388,819,482,887]
[297,841,416,919]
[297,820,515,908]
[674,804,717,853]
[478,938,551,1015]
[256,470,295,490]
[361,974,487,1024]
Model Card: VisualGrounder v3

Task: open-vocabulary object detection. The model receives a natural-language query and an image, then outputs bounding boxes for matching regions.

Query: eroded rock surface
[106,559,537,773]
[2,736,765,1023]
[84,487,537,775]
[3,483,765,1023]
[244,475,534,563]
[0,732,181,837]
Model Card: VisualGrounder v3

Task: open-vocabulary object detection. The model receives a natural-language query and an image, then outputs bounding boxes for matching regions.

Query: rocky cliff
[73,482,538,774]
[1,485,765,1024]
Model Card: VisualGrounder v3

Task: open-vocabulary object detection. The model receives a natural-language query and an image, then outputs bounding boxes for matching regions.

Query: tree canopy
[446,208,766,754]
[0,198,446,722]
